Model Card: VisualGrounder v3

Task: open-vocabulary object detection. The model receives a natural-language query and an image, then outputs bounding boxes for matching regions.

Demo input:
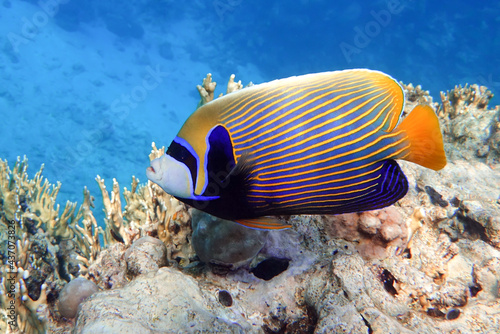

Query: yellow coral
[96,176,132,246]
[0,157,100,332]
[0,157,80,241]
[196,73,217,106]
[0,157,29,223]
[196,73,248,108]
[73,188,102,275]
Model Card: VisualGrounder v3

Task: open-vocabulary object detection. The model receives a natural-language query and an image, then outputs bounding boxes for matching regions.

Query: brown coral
[196,73,217,106]
[439,84,493,118]
[196,73,248,108]
[437,83,499,162]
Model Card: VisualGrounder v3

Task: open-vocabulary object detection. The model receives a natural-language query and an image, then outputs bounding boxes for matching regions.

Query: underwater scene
[0,0,499,333]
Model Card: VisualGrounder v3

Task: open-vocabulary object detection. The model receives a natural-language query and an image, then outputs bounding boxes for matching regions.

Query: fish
[147,69,446,229]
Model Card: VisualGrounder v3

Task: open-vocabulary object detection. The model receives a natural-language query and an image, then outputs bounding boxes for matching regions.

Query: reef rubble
[1,75,499,333]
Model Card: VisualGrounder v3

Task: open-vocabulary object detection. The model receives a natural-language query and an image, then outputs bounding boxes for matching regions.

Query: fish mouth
[147,166,155,173]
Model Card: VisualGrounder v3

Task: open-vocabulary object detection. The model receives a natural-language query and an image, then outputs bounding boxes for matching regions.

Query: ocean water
[0,0,498,222]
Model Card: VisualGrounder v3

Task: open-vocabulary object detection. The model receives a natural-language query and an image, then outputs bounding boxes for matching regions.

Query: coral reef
[321,207,410,260]
[401,82,436,109]
[0,149,197,331]
[0,157,92,333]
[2,74,499,333]
[124,236,167,277]
[438,84,499,163]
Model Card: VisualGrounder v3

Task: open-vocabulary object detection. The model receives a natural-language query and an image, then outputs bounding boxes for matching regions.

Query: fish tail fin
[396,104,447,171]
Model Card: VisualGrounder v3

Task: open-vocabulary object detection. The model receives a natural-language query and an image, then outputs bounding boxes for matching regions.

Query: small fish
[147,69,446,229]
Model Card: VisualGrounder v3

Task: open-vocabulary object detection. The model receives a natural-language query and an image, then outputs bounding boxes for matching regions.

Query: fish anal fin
[397,104,447,171]
[343,160,409,213]
[235,217,291,230]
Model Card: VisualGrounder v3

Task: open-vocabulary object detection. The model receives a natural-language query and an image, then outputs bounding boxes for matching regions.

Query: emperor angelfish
[147,69,446,229]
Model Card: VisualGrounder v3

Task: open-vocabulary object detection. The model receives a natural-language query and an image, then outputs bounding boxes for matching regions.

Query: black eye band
[167,140,198,190]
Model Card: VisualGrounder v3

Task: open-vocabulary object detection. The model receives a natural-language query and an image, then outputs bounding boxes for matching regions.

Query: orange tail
[396,104,447,170]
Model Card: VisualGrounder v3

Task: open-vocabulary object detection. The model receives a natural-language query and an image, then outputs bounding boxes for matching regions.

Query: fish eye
[166,140,198,189]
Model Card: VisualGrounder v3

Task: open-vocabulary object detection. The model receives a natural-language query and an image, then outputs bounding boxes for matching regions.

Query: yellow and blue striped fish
[147,69,446,229]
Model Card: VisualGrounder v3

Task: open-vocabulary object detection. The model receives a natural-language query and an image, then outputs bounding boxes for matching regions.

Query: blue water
[1,0,498,222]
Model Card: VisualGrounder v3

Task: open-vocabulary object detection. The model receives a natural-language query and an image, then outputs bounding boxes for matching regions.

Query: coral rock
[124,236,168,277]
[358,212,381,235]
[86,243,128,290]
[191,209,268,269]
[74,267,246,333]
[57,277,99,319]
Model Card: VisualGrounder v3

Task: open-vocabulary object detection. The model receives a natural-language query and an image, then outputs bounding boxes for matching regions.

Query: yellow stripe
[248,174,380,199]
[219,72,354,120]
[255,133,409,179]
[238,90,392,152]
[220,74,353,124]
[251,163,382,190]
[235,219,292,230]
[251,103,397,173]
[227,76,369,134]
[220,85,296,123]
[254,183,379,206]
[232,74,401,143]
[242,86,394,159]
[231,78,376,139]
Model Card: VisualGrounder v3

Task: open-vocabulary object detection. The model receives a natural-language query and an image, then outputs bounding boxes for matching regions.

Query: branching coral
[226,73,244,94]
[0,158,97,332]
[196,73,248,107]
[439,84,493,118]
[72,188,103,275]
[96,176,132,246]
[401,82,435,106]
[197,73,217,106]
[0,157,26,223]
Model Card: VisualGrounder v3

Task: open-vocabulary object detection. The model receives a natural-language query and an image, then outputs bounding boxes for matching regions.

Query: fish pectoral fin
[234,216,291,230]
[227,153,254,180]
[396,104,447,171]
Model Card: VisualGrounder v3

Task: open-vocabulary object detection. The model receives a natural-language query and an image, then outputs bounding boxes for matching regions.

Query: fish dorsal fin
[348,70,405,133]
[214,69,406,135]
[234,217,291,230]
